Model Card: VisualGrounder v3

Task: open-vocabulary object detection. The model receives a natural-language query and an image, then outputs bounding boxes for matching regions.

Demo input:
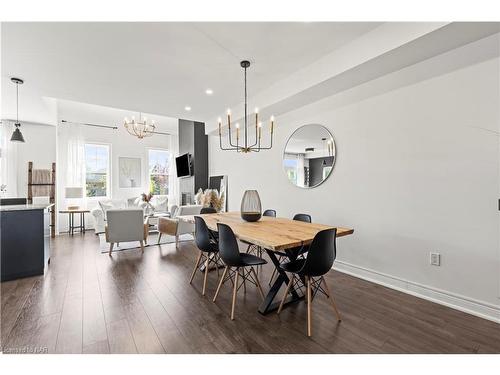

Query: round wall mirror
[283,124,336,188]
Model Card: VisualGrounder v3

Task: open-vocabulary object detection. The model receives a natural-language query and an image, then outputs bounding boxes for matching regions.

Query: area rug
[98,232,194,254]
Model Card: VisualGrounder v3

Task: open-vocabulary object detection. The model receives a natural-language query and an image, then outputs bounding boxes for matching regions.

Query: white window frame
[147,148,170,196]
[84,142,111,199]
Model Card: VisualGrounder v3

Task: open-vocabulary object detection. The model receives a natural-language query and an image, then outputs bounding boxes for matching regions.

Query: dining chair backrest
[299,228,337,277]
[194,216,214,253]
[293,213,312,223]
[217,223,242,266]
[200,207,217,214]
[263,209,276,217]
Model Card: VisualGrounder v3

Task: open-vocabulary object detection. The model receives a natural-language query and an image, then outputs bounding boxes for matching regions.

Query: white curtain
[63,123,85,188]
[168,133,179,206]
[0,121,19,197]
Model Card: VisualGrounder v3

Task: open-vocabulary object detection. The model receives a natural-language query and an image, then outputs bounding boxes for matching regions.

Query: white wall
[0,122,56,198]
[209,54,500,320]
[17,123,57,198]
[56,101,178,232]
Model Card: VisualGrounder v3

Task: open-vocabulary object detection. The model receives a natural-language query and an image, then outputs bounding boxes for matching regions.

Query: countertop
[0,203,54,212]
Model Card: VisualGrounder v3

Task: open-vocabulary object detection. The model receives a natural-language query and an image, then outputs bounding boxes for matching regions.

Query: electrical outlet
[430,252,441,266]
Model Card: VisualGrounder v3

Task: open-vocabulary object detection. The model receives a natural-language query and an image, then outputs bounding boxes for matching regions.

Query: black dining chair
[200,206,219,239]
[292,213,312,257]
[213,223,267,320]
[190,216,221,296]
[268,213,313,285]
[293,213,311,223]
[277,228,341,337]
[245,209,276,275]
[263,209,277,217]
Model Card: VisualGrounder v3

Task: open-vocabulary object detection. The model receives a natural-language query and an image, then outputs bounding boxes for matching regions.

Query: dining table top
[176,211,354,251]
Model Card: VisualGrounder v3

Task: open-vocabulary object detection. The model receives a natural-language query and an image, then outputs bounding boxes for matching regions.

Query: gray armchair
[157,205,203,249]
[105,209,148,255]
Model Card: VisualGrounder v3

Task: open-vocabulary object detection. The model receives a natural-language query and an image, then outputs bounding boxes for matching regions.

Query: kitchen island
[0,203,53,281]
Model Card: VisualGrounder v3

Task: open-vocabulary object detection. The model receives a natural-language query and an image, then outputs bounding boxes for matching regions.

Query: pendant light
[218,60,275,153]
[10,77,25,143]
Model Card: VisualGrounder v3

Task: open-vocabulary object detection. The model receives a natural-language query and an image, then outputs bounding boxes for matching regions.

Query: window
[283,156,298,186]
[85,143,110,197]
[148,149,170,195]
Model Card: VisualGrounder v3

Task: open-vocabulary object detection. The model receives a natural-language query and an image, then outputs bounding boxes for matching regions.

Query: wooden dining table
[176,211,354,314]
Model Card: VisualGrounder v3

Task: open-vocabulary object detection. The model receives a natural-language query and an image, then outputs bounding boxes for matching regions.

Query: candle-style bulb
[218,117,222,124]
[255,107,259,114]
[270,115,275,122]
[227,109,231,115]
[258,122,262,128]
[235,123,240,129]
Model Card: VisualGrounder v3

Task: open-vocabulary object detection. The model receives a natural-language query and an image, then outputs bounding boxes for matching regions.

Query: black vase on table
[240,190,262,222]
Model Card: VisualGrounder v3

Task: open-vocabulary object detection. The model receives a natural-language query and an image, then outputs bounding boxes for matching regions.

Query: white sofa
[91,195,170,234]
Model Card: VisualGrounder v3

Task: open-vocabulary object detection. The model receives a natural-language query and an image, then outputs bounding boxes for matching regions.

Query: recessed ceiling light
[205,89,213,95]
[184,106,191,111]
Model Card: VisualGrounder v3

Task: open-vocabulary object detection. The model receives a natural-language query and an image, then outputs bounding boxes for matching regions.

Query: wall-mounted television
[176,153,192,178]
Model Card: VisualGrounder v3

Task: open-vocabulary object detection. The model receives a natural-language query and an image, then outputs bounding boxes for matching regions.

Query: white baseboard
[334,260,500,324]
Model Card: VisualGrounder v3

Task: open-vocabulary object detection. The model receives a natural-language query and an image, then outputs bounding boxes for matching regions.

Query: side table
[59,208,90,235]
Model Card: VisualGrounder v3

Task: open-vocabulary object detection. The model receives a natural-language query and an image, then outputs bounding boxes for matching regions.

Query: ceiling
[1,22,381,125]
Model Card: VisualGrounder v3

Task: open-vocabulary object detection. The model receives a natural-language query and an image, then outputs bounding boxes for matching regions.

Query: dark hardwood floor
[2,232,500,354]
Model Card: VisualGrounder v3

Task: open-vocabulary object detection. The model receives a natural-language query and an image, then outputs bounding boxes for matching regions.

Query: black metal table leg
[258,249,304,314]
[81,212,85,233]
[70,212,74,236]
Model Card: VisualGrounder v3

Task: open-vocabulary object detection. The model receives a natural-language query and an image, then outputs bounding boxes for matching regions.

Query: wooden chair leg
[189,251,203,284]
[139,240,145,253]
[250,267,265,301]
[202,254,210,296]
[213,266,228,302]
[175,235,179,249]
[157,233,163,244]
[230,268,240,320]
[269,267,277,286]
[321,276,342,322]
[108,242,114,256]
[306,276,312,337]
[277,274,294,314]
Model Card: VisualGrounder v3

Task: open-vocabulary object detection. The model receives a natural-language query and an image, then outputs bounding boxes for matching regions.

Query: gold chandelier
[124,113,156,139]
[218,60,274,153]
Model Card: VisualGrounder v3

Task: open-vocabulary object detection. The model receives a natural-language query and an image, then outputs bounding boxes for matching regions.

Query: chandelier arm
[219,132,239,151]
[256,133,273,150]
[227,126,239,148]
[247,115,259,149]
[248,125,259,148]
